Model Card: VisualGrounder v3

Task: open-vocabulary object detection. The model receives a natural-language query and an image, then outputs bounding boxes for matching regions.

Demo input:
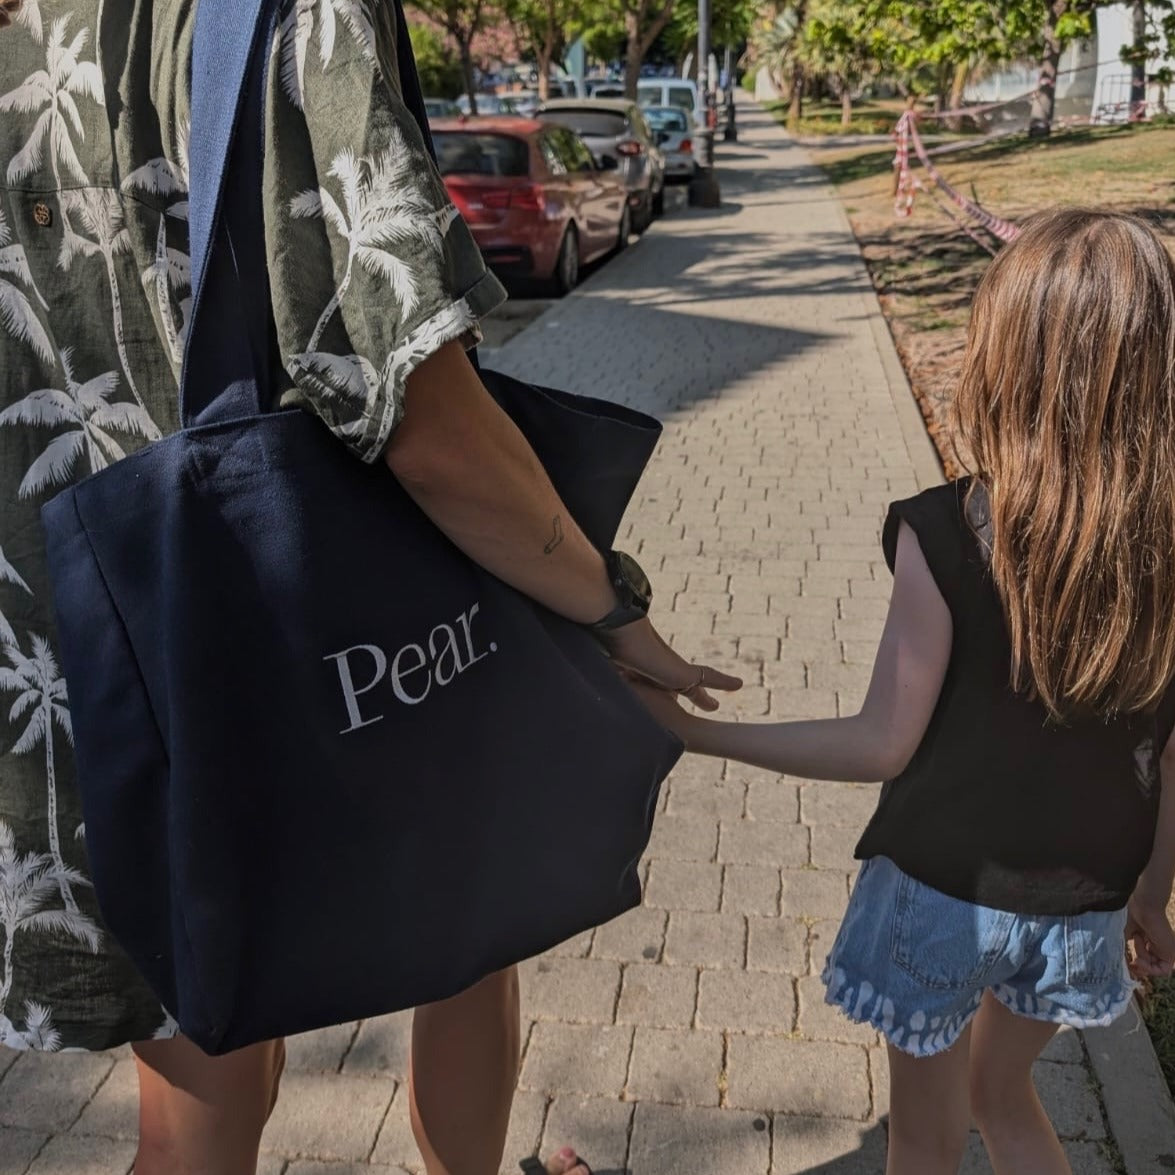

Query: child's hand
[1126,887,1175,978]
[625,677,704,748]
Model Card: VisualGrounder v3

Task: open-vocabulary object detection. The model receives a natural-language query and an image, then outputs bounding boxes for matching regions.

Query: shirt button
[33,202,52,227]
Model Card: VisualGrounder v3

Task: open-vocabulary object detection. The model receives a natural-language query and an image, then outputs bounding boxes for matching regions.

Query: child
[637,208,1175,1175]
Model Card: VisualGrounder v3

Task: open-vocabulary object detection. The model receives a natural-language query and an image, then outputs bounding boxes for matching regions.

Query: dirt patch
[814,123,1175,478]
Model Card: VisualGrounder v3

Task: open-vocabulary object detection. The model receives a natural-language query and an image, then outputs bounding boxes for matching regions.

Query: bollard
[688,126,721,207]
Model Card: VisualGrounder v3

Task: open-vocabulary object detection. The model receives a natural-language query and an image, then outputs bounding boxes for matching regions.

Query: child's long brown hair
[955,208,1175,721]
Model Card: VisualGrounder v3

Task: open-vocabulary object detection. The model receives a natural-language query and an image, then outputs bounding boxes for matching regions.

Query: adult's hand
[602,618,741,711]
[385,341,740,708]
[0,0,24,29]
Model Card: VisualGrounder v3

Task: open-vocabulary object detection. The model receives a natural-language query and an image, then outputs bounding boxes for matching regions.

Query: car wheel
[551,225,580,296]
[633,194,653,235]
[615,204,632,252]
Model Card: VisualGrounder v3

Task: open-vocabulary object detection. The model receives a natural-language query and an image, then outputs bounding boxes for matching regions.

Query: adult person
[0,1,736,1172]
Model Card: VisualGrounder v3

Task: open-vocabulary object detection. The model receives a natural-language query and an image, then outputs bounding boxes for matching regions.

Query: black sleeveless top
[855,479,1175,915]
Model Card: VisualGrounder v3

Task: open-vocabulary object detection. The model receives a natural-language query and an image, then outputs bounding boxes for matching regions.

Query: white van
[587,78,705,128]
[637,79,704,128]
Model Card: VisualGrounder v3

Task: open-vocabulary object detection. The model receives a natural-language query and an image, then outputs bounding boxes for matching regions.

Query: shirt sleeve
[881,483,968,620]
[263,0,506,463]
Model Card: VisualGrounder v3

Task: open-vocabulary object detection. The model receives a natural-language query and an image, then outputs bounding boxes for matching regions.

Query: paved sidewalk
[0,102,1158,1175]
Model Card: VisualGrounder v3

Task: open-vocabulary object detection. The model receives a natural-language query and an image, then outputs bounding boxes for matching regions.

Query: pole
[688,0,721,205]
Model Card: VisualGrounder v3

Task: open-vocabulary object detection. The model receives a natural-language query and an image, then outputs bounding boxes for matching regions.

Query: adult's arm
[385,342,740,709]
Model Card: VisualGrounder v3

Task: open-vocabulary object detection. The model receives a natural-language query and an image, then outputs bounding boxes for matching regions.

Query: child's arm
[637,521,953,782]
[1128,731,1175,976]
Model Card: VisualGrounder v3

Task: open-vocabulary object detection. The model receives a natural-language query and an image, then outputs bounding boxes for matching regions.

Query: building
[966,3,1174,124]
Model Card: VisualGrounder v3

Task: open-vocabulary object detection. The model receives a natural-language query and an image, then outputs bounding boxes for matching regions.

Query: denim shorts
[821,856,1135,1057]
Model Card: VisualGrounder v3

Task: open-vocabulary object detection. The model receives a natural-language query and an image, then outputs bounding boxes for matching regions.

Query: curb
[1084,1003,1175,1175]
[806,145,945,492]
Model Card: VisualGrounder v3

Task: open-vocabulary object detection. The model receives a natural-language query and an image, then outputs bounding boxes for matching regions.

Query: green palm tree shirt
[0,0,505,1051]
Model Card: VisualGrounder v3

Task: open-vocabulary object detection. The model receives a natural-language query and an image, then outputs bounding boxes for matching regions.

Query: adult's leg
[133,1034,286,1175]
[885,1025,973,1175]
[969,992,1070,1175]
[410,966,588,1175]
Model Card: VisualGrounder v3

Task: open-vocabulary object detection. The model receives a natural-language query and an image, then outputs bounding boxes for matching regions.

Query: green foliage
[407,21,464,97]
[663,0,758,59]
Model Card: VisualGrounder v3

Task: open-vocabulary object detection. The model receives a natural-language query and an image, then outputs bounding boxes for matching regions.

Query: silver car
[643,106,696,182]
[537,99,666,232]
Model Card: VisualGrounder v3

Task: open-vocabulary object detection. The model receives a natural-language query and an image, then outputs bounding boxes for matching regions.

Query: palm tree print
[122,122,192,367]
[291,136,448,352]
[58,190,161,435]
[0,639,83,912]
[0,543,32,650]
[279,0,375,111]
[11,0,43,42]
[0,204,53,366]
[0,348,156,498]
[0,820,98,1027]
[0,15,103,195]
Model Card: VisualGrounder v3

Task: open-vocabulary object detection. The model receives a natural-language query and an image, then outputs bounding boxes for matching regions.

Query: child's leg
[968,992,1070,1175]
[885,1024,973,1175]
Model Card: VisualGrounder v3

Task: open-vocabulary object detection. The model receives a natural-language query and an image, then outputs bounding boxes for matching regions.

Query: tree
[664,0,757,64]
[752,4,808,128]
[862,0,1042,113]
[1120,0,1175,119]
[577,0,679,99]
[1028,0,1096,135]
[408,0,491,112]
[504,0,577,99]
[407,21,464,98]
[801,0,897,126]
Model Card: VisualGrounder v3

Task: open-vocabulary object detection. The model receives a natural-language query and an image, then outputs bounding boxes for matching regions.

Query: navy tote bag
[40,0,679,1054]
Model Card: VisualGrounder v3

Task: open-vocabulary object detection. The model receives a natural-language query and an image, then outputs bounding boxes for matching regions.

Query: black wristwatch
[589,550,653,633]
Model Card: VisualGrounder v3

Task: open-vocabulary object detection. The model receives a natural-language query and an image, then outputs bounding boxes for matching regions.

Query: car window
[540,110,628,139]
[636,85,662,108]
[645,108,688,133]
[432,133,531,177]
[563,131,596,172]
[630,110,654,143]
[668,87,697,112]
[539,132,568,176]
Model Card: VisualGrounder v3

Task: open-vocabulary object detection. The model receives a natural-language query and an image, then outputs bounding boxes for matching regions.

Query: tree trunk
[624,11,642,100]
[459,38,479,115]
[840,82,852,128]
[1029,0,1065,136]
[1130,0,1147,120]
[787,62,804,130]
[945,59,969,131]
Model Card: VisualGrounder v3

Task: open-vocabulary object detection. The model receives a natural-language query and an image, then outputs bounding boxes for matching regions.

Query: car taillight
[481,189,513,209]
[511,185,545,211]
[680,138,693,153]
[616,140,643,157]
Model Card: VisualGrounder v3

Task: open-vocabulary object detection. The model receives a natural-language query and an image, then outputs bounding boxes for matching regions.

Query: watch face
[615,550,653,608]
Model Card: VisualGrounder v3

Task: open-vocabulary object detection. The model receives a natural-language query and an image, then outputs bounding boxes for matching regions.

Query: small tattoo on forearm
[544,515,565,555]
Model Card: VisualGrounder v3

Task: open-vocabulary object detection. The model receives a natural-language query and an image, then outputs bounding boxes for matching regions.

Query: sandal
[519,1157,593,1175]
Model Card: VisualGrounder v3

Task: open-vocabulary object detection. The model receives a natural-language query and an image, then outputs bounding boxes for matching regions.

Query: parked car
[455,94,526,117]
[424,97,461,120]
[432,118,630,295]
[643,106,695,182]
[537,99,665,232]
[637,79,705,129]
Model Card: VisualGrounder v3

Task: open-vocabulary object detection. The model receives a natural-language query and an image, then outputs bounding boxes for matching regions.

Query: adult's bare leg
[133,1034,286,1175]
[410,966,589,1175]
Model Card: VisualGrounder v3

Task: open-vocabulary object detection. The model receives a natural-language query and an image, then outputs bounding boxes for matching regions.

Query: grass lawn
[813,122,1175,475]
[764,97,908,137]
[817,122,1175,1098]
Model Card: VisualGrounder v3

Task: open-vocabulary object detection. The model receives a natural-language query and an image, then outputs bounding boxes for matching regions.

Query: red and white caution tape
[893,111,1022,244]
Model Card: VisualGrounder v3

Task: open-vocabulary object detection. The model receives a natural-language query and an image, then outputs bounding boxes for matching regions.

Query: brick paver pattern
[0,102,1121,1175]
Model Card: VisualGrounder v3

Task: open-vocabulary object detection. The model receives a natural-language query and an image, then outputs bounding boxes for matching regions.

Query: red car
[432,118,631,295]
